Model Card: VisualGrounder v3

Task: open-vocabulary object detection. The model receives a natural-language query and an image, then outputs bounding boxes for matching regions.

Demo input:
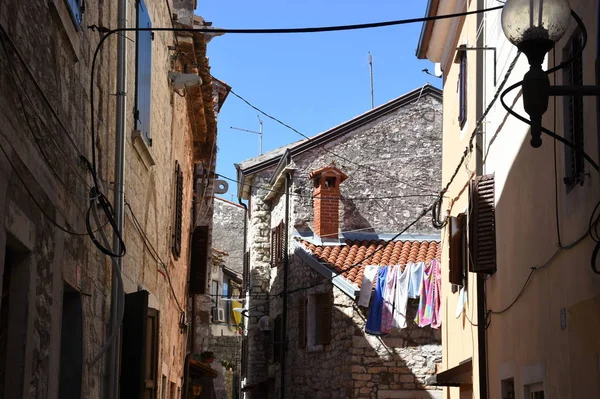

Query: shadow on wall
[342,197,374,233]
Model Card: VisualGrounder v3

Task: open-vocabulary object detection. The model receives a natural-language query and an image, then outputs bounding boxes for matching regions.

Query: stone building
[236,84,444,398]
[0,0,225,398]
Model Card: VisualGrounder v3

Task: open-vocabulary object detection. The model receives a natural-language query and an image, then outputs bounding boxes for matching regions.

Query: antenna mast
[369,52,374,109]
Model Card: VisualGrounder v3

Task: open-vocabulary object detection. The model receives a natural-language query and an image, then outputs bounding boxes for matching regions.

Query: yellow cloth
[231,300,242,325]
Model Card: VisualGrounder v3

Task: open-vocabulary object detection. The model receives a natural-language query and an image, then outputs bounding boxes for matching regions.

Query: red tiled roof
[299,239,441,288]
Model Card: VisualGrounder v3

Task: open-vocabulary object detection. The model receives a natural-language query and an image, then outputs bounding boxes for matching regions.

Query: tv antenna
[231,115,263,155]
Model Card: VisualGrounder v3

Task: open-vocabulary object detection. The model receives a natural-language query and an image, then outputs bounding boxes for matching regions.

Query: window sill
[306,344,324,353]
[132,130,156,169]
[47,0,80,61]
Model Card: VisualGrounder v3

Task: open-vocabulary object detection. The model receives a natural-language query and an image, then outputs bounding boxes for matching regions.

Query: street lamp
[500,0,600,148]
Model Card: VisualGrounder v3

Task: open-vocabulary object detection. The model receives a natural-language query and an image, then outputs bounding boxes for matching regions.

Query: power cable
[228,89,431,193]
[218,174,438,201]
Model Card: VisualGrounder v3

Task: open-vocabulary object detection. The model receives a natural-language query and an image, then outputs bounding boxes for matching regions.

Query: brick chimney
[308,163,348,239]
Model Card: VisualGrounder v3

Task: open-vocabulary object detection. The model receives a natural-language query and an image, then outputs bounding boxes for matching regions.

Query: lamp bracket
[456,46,497,85]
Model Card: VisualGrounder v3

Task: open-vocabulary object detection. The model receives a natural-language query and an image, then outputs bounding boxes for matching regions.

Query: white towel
[358,265,379,307]
[392,263,411,329]
[407,262,424,299]
[455,286,467,319]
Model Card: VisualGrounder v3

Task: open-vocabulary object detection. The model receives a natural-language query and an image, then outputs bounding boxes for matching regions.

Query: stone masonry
[239,87,443,398]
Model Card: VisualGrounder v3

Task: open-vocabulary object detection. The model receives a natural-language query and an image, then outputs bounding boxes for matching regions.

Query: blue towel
[407,262,424,299]
[365,266,388,335]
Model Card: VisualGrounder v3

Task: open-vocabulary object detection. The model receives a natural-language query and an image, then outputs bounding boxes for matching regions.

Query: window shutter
[190,226,209,294]
[241,336,248,378]
[172,162,183,258]
[298,299,306,349]
[316,292,332,345]
[135,0,153,143]
[270,228,276,267]
[562,29,585,190]
[120,290,149,399]
[449,213,466,286]
[458,47,467,128]
[279,221,286,265]
[469,175,497,274]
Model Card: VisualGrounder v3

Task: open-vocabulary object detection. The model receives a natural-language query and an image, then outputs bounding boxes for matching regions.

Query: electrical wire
[217,174,438,201]
[125,200,186,313]
[228,89,430,193]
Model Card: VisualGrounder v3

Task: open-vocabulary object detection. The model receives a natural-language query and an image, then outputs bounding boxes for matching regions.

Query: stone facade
[238,87,443,398]
[213,197,245,274]
[0,1,222,398]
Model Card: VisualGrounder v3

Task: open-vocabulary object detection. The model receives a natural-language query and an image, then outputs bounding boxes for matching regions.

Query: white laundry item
[358,265,380,307]
[407,261,425,299]
[392,263,411,329]
[455,286,467,319]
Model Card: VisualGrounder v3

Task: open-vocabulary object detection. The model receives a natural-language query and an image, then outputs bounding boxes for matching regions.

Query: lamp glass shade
[501,0,571,46]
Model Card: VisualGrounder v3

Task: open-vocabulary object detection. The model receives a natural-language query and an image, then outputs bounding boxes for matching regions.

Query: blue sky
[195,0,440,201]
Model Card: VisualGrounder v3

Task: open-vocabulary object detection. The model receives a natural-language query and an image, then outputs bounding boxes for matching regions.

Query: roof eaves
[293,241,359,299]
[416,0,441,59]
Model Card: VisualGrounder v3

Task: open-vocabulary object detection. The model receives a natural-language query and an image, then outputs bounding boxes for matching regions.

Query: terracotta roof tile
[298,239,441,289]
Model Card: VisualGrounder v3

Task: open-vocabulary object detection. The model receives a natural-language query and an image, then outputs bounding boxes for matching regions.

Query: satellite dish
[258,315,272,332]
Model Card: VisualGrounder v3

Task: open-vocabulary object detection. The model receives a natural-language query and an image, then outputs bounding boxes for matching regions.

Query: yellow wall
[429,0,600,397]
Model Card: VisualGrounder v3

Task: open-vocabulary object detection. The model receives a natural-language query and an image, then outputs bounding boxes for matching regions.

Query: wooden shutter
[190,226,209,294]
[135,0,153,143]
[297,299,306,349]
[468,175,497,274]
[241,336,248,377]
[172,162,183,258]
[120,290,149,399]
[458,46,467,128]
[279,221,286,265]
[316,292,332,346]
[562,29,585,190]
[144,308,159,397]
[270,228,276,267]
[449,213,466,286]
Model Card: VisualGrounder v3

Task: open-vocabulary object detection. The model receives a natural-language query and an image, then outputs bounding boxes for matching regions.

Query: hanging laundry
[381,265,398,334]
[415,260,442,328]
[358,265,380,307]
[407,261,424,299]
[455,286,467,319]
[392,263,411,329]
[365,266,388,335]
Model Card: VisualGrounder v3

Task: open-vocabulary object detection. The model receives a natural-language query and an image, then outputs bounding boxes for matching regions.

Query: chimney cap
[308,163,348,183]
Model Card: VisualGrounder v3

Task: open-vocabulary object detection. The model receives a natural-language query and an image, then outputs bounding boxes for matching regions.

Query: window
[449,213,467,287]
[172,161,183,258]
[301,292,332,350]
[468,174,497,274]
[211,280,219,322]
[270,220,285,267]
[271,315,282,363]
[145,309,159,398]
[526,383,544,399]
[501,378,515,399]
[563,29,585,191]
[161,375,167,399]
[458,46,468,128]
[65,0,83,27]
[170,382,176,399]
[135,0,153,144]
[190,226,209,295]
[58,286,83,398]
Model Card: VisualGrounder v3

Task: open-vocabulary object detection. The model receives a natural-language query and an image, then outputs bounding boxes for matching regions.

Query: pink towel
[415,260,442,328]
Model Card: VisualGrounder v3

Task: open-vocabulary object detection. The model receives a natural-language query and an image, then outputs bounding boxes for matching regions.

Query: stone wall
[0,0,211,397]
[242,92,443,398]
[213,197,245,273]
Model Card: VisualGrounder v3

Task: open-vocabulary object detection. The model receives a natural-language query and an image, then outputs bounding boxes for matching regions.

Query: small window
[501,378,515,399]
[562,28,585,191]
[270,220,285,267]
[526,383,544,399]
[145,309,159,398]
[65,0,83,27]
[449,213,467,287]
[171,161,183,258]
[305,292,332,349]
[325,177,336,188]
[135,0,153,144]
[458,47,467,128]
[58,286,83,398]
[271,315,282,363]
